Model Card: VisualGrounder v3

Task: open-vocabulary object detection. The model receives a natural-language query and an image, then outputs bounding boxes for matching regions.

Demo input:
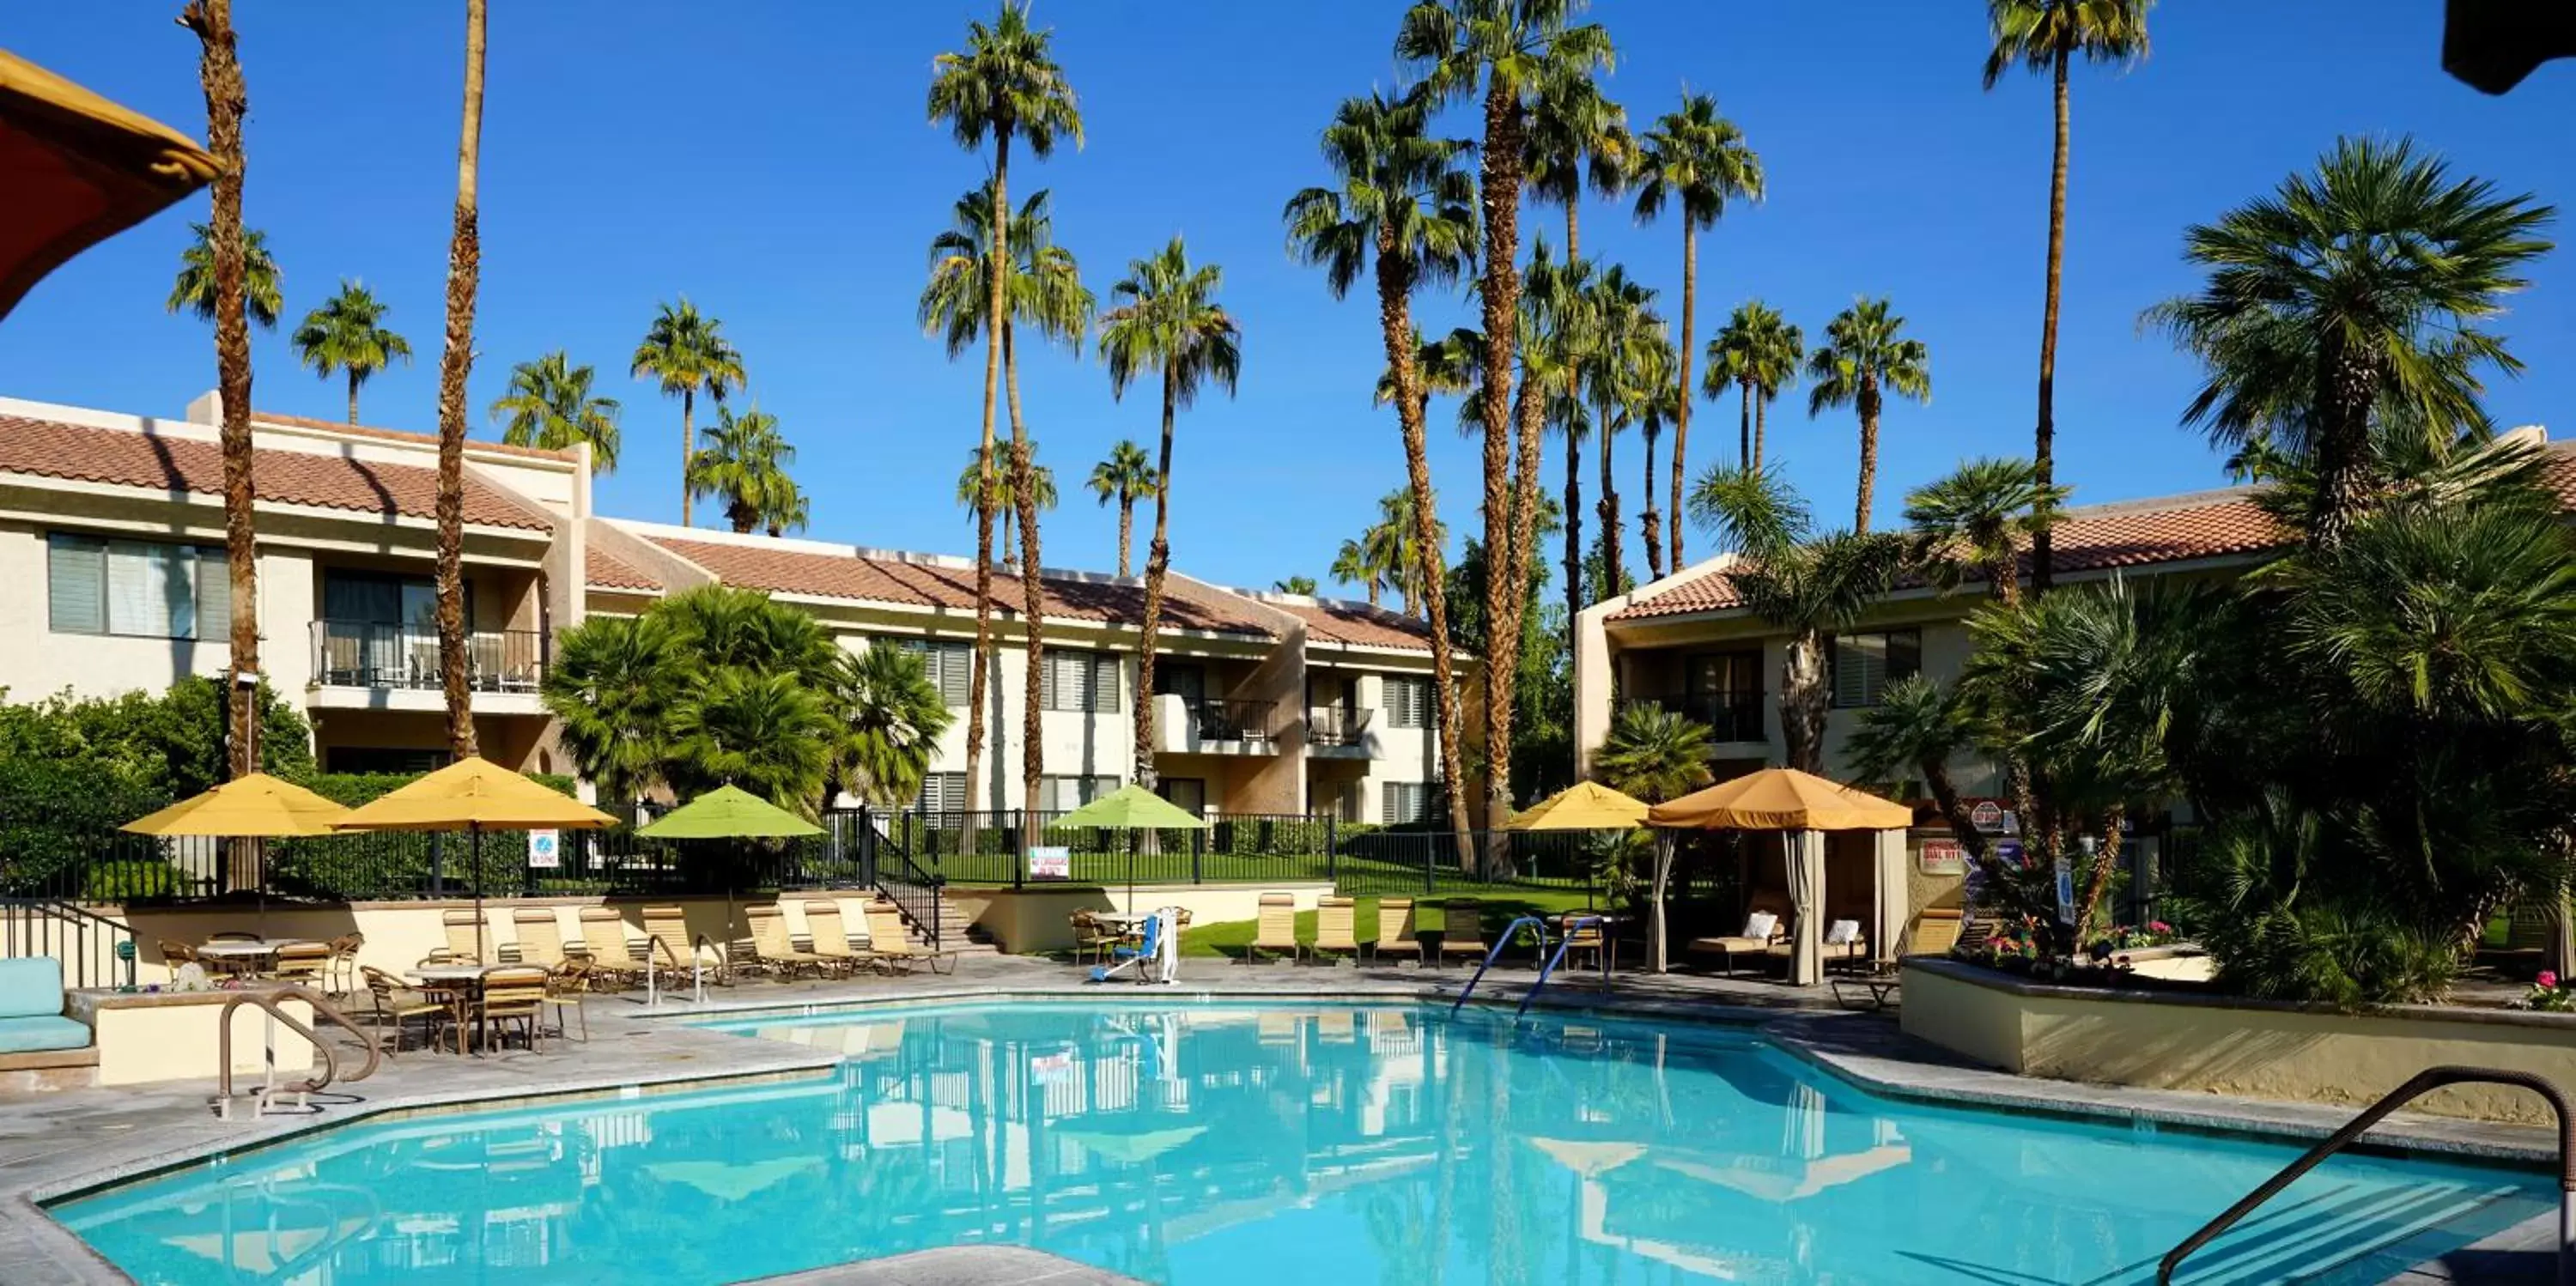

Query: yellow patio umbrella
[122,773,351,839]
[336,757,617,961]
[0,51,219,321]
[1509,780,1650,831]
[1649,768,1913,986]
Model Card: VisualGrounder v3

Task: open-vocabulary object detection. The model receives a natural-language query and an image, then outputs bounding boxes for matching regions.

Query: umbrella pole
[473,824,488,964]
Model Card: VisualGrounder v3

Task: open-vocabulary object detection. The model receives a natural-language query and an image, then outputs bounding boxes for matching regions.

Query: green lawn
[1177,889,1601,960]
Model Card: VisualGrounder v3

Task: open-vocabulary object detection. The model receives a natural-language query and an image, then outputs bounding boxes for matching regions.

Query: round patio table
[194,939,293,977]
[406,965,489,1055]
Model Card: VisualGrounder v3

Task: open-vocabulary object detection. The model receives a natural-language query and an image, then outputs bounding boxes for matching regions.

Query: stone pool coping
[1,961,2561,1284]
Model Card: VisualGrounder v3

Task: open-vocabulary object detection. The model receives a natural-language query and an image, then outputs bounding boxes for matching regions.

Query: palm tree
[1086,440,1159,578]
[1522,60,1631,260]
[1285,87,1481,860]
[179,0,258,888]
[1633,94,1762,575]
[1400,0,1614,838]
[1690,464,1906,771]
[689,403,805,536]
[428,0,489,760]
[1846,674,1990,870]
[929,0,1084,827]
[1702,300,1801,476]
[631,299,747,528]
[1330,537,1390,607]
[167,221,281,330]
[669,669,835,810]
[1274,576,1320,595]
[1361,487,1449,615]
[1985,0,2151,591]
[1594,703,1714,972]
[488,349,621,470]
[2148,137,2554,545]
[1099,237,1239,788]
[956,441,1057,570]
[1581,265,1660,596]
[1522,243,1599,664]
[540,612,686,809]
[828,644,956,810]
[1902,456,2067,608]
[1807,298,1931,534]
[1629,331,1680,580]
[290,281,410,424]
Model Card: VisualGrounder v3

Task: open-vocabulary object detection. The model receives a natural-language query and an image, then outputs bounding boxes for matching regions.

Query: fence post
[1013,810,1026,889]
[429,833,446,898]
[1191,828,1205,885]
[1422,833,1435,895]
[858,805,876,887]
[1327,816,1339,886]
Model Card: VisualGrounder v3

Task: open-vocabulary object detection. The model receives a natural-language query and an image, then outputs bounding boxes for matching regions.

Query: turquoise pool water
[58,1001,2549,1284]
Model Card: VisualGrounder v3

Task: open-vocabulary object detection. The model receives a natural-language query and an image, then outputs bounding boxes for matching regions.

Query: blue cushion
[0,958,64,1021]
[0,1015,89,1054]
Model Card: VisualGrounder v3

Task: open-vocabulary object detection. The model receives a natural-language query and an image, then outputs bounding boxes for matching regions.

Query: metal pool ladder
[213,987,381,1120]
[2156,1065,2576,1285]
[1450,915,1607,1019]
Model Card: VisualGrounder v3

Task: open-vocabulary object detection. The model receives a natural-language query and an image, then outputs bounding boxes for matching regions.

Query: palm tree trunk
[1465,81,1528,871]
[347,368,361,425]
[1378,249,1473,870]
[1562,423,1583,652]
[2312,334,2377,545]
[432,0,486,762]
[1133,367,1177,791]
[1782,632,1827,773]
[184,0,260,890]
[1738,382,1752,470]
[1365,580,1380,609]
[1669,223,1696,574]
[1640,417,1663,580]
[2077,803,2126,943]
[1115,495,1133,578]
[679,388,695,527]
[964,129,1012,833]
[1595,402,1622,594]
[1854,378,1880,535]
[1006,314,1048,854]
[1753,391,1768,470]
[2032,48,2070,595]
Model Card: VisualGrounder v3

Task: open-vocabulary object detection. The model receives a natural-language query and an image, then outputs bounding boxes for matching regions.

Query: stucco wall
[943,880,1336,953]
[82,992,317,1087]
[1902,960,2576,1124]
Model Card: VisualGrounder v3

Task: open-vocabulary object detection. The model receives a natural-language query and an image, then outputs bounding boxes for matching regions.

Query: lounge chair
[803,900,872,977]
[745,904,831,979]
[476,967,551,1052]
[361,965,448,1053]
[1249,893,1302,963]
[1373,899,1424,967]
[1316,1008,1357,1043]
[1688,909,1789,978]
[512,908,592,1022]
[1312,896,1372,964]
[574,907,649,991]
[1437,898,1487,966]
[269,941,332,987]
[434,909,485,965]
[862,902,956,975]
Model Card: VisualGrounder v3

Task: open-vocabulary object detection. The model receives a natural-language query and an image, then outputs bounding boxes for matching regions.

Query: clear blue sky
[5,3,2569,592]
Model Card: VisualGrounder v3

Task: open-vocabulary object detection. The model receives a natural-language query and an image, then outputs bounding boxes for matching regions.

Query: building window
[1382,781,1431,825]
[1384,676,1431,729]
[1157,778,1206,817]
[888,639,973,707]
[910,772,969,813]
[1040,650,1122,713]
[1830,629,1922,708]
[1037,774,1120,811]
[47,533,232,640]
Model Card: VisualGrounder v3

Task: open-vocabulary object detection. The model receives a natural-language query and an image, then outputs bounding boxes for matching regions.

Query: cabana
[1647,768,1912,986]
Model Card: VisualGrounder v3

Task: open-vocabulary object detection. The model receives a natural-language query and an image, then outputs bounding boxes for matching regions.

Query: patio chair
[157,939,203,974]
[434,909,484,965]
[361,965,448,1053]
[324,933,365,998]
[745,904,830,979]
[1437,899,1488,967]
[574,907,650,991]
[1249,893,1302,963]
[862,901,956,975]
[1558,913,1609,975]
[1312,896,1372,964]
[1070,910,1123,966]
[269,941,332,987]
[1373,899,1424,966]
[1687,908,1789,979]
[803,900,872,977]
[477,967,551,1053]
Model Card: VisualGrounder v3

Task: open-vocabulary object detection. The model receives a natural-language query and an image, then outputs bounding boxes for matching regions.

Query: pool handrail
[2155,1065,2575,1284]
[1516,915,1607,1018]
[214,986,381,1118]
[1449,915,1551,1016]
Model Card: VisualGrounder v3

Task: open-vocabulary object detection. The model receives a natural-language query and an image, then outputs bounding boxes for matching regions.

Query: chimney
[2503,423,2549,449]
[183,390,222,426]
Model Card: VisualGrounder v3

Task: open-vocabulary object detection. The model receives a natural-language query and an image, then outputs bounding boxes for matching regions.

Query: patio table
[194,939,294,976]
[406,965,489,1054]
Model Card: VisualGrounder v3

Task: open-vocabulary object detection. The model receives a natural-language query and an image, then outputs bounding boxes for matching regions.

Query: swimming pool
[57,1000,2549,1284]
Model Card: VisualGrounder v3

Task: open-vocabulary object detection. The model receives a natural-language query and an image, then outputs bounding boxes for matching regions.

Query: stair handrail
[2156,1065,2575,1284]
[1449,916,1551,1015]
[1516,915,1605,1018]
[214,986,382,1107]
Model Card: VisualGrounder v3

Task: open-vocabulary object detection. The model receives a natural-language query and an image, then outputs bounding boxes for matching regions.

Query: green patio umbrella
[638,785,823,944]
[1053,784,1208,908]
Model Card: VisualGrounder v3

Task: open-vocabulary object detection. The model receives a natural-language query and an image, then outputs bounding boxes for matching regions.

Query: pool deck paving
[0,952,2558,1284]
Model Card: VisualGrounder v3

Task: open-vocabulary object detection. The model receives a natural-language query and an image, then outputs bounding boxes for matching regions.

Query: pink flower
[2541,971,2560,990]
[2148,920,2172,934]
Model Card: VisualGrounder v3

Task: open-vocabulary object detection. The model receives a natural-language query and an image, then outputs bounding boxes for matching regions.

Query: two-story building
[0,393,1461,823]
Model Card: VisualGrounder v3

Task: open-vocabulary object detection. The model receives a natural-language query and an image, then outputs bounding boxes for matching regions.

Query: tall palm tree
[1632,93,1762,573]
[1522,62,1631,261]
[1902,456,2067,608]
[1400,0,1614,838]
[1689,464,1906,771]
[1627,331,1679,579]
[1702,300,1801,475]
[427,0,489,761]
[1098,237,1239,789]
[2148,137,2554,545]
[1086,440,1159,578]
[689,404,805,536]
[488,349,621,469]
[1846,675,1990,870]
[1361,487,1449,615]
[291,281,410,424]
[957,441,1057,570]
[1330,537,1389,607]
[167,221,281,331]
[1284,87,1480,861]
[1985,0,2152,591]
[179,0,258,888]
[1807,298,1931,534]
[928,0,1083,823]
[631,299,746,528]
[1522,242,1599,661]
[1581,264,1660,595]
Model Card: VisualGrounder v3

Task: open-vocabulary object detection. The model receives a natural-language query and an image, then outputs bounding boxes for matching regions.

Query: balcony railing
[1306,704,1375,748]
[1631,691,1765,743]
[1181,697,1276,747]
[310,621,547,695]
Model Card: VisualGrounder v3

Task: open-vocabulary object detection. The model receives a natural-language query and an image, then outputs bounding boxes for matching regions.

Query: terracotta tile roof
[1281,600,1436,652]
[652,536,1278,638]
[1610,491,2288,622]
[254,409,573,461]
[0,413,555,531]
[585,547,660,591]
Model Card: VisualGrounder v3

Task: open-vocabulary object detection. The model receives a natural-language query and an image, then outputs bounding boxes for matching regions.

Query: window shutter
[195,549,231,644]
[1093,653,1121,713]
[1382,782,1398,824]
[46,535,105,634]
[939,644,969,707]
[1039,652,1058,711]
[106,540,184,638]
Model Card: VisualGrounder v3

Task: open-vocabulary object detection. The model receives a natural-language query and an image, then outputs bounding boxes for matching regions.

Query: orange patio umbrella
[0,50,218,320]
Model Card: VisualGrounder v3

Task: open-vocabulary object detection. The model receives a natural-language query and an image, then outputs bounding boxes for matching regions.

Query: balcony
[1151,695,1279,755]
[1631,691,1765,745]
[308,621,548,713]
[1306,705,1375,757]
